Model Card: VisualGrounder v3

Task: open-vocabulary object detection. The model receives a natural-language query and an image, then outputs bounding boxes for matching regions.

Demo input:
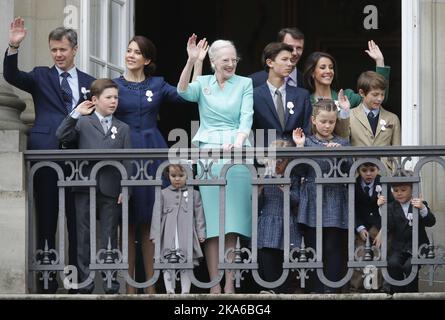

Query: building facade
[0,0,444,293]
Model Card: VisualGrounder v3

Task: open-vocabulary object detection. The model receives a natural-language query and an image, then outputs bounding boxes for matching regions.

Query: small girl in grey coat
[150,164,206,294]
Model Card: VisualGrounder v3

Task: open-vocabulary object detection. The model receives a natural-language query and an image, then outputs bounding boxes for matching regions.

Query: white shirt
[362,104,379,119]
[94,111,113,131]
[285,68,298,87]
[400,200,428,220]
[266,81,286,114]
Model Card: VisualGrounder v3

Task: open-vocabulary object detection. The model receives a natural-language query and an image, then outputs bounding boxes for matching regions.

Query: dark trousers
[301,225,348,293]
[258,248,292,293]
[388,250,419,293]
[34,167,77,293]
[76,191,121,294]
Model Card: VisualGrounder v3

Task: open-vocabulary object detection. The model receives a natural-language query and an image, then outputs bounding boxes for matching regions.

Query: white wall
[419,0,445,290]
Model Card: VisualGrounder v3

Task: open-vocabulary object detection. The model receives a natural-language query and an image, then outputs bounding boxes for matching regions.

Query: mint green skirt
[197,144,252,239]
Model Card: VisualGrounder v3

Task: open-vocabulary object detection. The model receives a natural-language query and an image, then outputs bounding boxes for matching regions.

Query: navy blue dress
[297,135,351,229]
[258,175,302,250]
[113,76,185,224]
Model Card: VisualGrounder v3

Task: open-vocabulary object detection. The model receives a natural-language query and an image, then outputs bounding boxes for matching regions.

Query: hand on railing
[359,229,369,242]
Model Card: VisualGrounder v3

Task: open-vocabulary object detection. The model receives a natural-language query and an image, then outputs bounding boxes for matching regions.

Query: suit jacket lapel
[284,85,294,128]
[374,107,389,139]
[89,114,107,136]
[77,69,87,104]
[353,105,374,136]
[259,84,282,129]
[395,202,410,227]
[49,67,67,113]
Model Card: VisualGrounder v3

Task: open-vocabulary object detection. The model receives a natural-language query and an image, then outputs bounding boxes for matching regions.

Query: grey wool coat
[150,186,206,265]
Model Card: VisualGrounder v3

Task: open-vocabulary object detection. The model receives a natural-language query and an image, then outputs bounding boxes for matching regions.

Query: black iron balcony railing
[24,146,445,293]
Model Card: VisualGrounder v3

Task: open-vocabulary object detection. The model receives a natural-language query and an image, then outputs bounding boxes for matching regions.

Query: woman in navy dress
[113,36,203,293]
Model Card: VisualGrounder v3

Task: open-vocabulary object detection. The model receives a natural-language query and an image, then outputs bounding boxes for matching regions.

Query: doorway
[135,0,401,145]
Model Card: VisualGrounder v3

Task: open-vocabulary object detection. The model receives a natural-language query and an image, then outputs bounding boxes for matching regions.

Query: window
[79,0,134,78]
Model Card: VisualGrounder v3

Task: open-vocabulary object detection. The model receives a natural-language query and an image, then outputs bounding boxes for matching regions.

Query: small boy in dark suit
[375,176,436,293]
[56,78,132,294]
[350,162,390,291]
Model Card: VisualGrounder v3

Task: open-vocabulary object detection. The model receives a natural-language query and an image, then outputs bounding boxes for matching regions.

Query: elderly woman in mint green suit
[177,34,253,294]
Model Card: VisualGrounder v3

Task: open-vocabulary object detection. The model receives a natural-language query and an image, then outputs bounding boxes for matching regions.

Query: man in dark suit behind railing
[4,17,95,293]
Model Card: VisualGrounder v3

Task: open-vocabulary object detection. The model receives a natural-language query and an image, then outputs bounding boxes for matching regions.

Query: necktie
[275,89,285,130]
[367,111,378,135]
[101,118,109,134]
[60,72,73,113]
[364,185,371,197]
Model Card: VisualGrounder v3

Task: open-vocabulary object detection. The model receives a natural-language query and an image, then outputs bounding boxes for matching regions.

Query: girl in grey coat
[150,164,206,294]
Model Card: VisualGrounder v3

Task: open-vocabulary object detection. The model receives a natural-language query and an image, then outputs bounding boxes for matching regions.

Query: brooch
[146,90,153,102]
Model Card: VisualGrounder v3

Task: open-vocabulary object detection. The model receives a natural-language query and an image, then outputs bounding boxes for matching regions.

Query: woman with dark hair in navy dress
[113,36,205,294]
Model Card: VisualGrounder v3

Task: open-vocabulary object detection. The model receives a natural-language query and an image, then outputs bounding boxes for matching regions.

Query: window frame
[79,0,134,78]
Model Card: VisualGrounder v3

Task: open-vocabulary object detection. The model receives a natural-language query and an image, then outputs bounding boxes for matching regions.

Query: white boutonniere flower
[146,90,153,102]
[203,87,211,95]
[380,119,387,131]
[375,185,382,195]
[407,212,413,226]
[183,191,188,202]
[287,101,295,115]
[379,119,394,131]
[110,126,118,139]
[81,87,90,100]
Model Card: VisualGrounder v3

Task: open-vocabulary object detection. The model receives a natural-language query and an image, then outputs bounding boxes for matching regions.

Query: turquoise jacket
[178,74,253,146]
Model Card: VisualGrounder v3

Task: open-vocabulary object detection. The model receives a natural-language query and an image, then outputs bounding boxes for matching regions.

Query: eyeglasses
[220,57,240,65]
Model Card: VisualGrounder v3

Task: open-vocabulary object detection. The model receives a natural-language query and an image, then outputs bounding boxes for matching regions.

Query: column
[0,0,28,294]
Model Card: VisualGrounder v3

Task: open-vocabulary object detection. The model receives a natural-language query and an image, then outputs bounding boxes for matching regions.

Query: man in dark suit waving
[4,17,95,293]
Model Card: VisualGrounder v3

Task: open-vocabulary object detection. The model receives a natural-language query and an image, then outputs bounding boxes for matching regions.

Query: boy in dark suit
[4,17,95,292]
[250,27,305,88]
[375,177,436,293]
[253,42,312,148]
[56,79,132,294]
[350,162,390,292]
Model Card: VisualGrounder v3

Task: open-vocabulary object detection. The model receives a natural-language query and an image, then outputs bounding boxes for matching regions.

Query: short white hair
[208,39,237,71]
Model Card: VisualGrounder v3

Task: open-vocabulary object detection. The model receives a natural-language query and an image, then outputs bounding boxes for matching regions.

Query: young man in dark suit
[253,42,312,147]
[4,17,95,293]
[250,27,305,88]
[56,79,132,294]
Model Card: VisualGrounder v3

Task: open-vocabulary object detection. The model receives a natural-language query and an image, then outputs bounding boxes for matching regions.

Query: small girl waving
[292,97,351,293]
